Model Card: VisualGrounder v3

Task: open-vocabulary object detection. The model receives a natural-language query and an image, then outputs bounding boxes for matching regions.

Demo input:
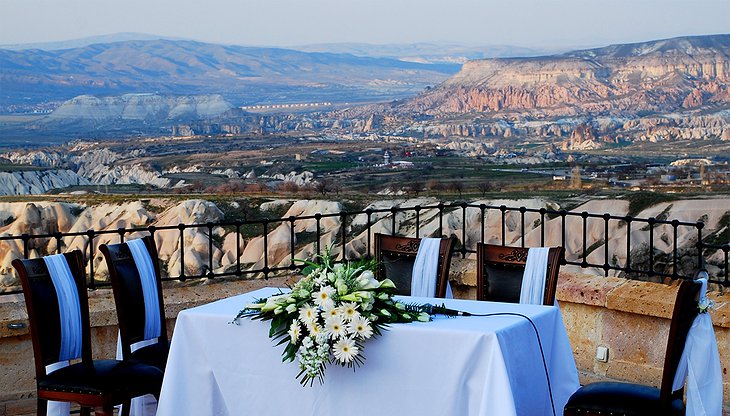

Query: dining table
[155,287,580,416]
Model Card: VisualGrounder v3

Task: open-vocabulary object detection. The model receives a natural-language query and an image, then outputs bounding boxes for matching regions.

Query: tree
[426,179,443,191]
[450,181,464,196]
[316,179,332,196]
[477,181,493,197]
[278,181,300,194]
[409,180,425,196]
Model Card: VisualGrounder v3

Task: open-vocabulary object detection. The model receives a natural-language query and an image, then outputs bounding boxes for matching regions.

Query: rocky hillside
[0,170,89,195]
[1,197,727,292]
[0,140,317,195]
[402,34,730,116]
[1,146,175,191]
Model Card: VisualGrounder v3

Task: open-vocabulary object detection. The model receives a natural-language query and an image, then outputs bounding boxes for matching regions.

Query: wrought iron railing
[1,202,725,296]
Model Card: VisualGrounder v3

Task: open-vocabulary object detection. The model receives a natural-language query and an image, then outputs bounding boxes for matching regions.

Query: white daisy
[313,286,336,309]
[348,316,373,339]
[341,302,359,321]
[325,315,347,339]
[333,337,359,363]
[324,305,342,319]
[298,304,318,324]
[307,321,323,337]
[288,321,301,343]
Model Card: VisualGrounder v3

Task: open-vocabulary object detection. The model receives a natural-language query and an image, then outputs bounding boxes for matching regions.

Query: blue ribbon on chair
[44,254,82,361]
[128,239,162,340]
[43,254,83,416]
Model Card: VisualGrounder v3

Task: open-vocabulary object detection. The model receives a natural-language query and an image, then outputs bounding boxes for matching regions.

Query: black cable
[422,305,556,416]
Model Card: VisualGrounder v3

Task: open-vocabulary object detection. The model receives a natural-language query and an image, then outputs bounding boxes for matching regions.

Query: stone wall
[1,272,729,412]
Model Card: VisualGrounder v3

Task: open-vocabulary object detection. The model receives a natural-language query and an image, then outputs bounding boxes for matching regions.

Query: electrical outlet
[596,346,609,362]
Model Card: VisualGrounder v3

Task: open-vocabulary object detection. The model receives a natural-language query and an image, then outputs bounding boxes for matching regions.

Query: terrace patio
[0,199,728,414]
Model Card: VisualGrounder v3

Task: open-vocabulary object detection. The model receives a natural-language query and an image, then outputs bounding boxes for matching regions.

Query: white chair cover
[43,254,83,416]
[410,238,452,298]
[519,247,551,305]
[127,238,162,340]
[672,276,723,416]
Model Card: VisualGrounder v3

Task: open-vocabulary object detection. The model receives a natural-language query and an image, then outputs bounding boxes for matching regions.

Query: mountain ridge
[0,38,460,110]
[398,33,730,116]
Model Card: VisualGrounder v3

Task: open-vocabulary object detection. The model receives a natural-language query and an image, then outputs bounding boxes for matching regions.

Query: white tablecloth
[156,287,579,416]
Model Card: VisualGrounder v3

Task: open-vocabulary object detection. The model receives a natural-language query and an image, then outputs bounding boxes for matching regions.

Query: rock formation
[1,147,170,193]
[49,94,233,121]
[403,35,730,116]
[0,170,89,195]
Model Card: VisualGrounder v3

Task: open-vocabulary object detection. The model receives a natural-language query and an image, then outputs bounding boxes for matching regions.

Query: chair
[476,243,564,305]
[564,278,702,416]
[12,251,163,416]
[374,233,456,297]
[99,235,169,372]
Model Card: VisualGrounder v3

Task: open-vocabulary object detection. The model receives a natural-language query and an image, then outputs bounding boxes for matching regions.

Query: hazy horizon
[2,0,730,50]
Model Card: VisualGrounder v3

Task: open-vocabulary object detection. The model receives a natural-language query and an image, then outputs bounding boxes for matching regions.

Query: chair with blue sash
[100,235,169,372]
[12,250,163,416]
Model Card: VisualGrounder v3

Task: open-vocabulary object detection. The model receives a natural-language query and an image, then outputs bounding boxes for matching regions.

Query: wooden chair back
[476,243,564,305]
[12,251,92,380]
[374,233,456,298]
[100,235,167,359]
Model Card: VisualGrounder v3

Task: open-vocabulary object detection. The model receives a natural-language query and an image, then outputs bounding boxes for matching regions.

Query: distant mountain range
[0,33,181,51]
[0,38,461,111]
[293,42,552,64]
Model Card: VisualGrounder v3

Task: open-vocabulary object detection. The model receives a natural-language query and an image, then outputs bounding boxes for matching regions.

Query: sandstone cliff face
[404,35,730,116]
[1,197,728,291]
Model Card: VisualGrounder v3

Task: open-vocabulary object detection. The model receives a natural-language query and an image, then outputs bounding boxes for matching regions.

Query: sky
[2,0,730,49]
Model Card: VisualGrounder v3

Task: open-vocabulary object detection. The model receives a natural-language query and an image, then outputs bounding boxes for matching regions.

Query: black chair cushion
[564,381,685,416]
[38,359,163,398]
[129,341,170,371]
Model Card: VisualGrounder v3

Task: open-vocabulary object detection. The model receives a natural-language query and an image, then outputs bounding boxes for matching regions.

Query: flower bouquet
[234,248,430,385]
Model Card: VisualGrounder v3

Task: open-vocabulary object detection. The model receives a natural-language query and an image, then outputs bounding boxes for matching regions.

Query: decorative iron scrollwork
[395,240,420,252]
[498,249,528,263]
[114,250,133,261]
[28,263,47,277]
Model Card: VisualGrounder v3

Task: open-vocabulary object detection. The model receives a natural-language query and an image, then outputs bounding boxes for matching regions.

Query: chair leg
[94,405,114,416]
[120,400,131,416]
[36,398,46,416]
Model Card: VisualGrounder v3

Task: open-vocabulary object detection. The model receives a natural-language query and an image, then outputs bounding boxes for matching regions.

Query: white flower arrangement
[235,248,430,385]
